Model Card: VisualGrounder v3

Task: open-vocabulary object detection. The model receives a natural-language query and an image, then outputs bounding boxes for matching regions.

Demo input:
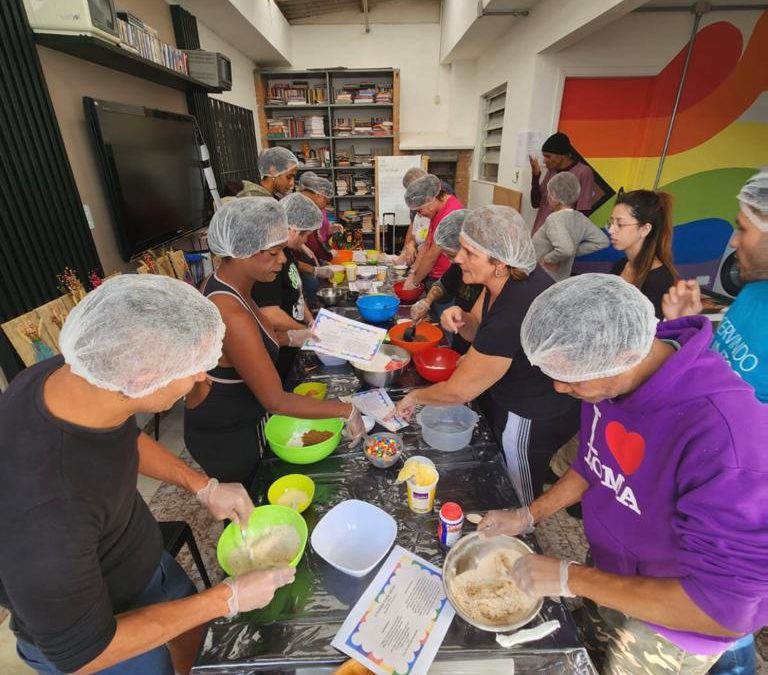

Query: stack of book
[333,118,354,136]
[267,82,327,105]
[376,86,393,103]
[299,147,331,167]
[116,12,188,74]
[371,119,393,136]
[336,176,350,196]
[334,88,354,104]
[306,116,326,137]
[355,83,376,104]
[335,149,352,167]
[353,174,372,195]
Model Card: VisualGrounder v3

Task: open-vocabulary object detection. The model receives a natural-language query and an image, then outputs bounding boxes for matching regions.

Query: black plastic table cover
[192,348,596,674]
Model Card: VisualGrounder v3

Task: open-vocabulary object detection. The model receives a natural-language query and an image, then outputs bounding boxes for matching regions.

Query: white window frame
[479,84,506,182]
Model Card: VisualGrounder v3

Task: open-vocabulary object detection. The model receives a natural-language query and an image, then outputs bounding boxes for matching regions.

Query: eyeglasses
[606,218,640,230]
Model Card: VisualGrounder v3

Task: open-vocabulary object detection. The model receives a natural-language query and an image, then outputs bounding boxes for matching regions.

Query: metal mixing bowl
[443,532,542,632]
[350,344,411,387]
[317,287,348,307]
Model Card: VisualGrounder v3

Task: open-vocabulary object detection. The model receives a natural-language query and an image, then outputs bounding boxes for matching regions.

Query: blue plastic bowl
[356,294,400,322]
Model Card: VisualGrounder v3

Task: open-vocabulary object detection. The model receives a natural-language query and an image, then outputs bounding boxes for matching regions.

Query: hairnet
[434,209,471,253]
[520,273,657,383]
[547,172,581,206]
[258,147,299,178]
[207,197,288,258]
[282,191,323,231]
[299,171,334,199]
[404,174,441,209]
[737,168,768,232]
[460,205,537,273]
[402,166,428,188]
[59,275,224,398]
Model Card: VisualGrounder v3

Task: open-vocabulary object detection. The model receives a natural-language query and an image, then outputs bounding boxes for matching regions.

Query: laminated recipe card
[332,546,455,675]
[305,309,387,362]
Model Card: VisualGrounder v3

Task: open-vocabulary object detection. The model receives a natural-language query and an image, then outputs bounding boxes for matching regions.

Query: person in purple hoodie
[478,273,768,674]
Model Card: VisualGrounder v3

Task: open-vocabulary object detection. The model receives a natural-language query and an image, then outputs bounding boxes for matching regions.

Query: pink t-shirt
[532,162,595,233]
[427,195,463,280]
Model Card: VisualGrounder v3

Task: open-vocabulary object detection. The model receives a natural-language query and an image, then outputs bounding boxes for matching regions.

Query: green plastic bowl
[217,504,308,576]
[264,415,344,464]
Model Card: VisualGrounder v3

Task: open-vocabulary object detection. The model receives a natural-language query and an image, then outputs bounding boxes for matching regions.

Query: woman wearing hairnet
[397,166,430,265]
[298,171,342,263]
[402,174,463,293]
[395,206,579,505]
[532,171,608,281]
[185,198,365,487]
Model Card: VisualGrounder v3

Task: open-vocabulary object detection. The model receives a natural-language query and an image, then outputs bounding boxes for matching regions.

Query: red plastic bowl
[414,346,461,382]
[393,280,424,303]
[388,321,443,355]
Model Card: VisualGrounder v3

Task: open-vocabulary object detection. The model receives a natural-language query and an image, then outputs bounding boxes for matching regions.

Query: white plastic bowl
[316,351,347,367]
[311,499,397,577]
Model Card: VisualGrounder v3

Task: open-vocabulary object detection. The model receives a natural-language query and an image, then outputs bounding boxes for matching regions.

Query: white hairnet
[404,174,441,209]
[460,205,537,273]
[737,168,768,232]
[299,171,334,199]
[520,273,657,383]
[282,192,323,231]
[547,172,581,206]
[402,166,428,188]
[258,147,299,178]
[434,209,470,253]
[59,275,224,398]
[207,197,288,258]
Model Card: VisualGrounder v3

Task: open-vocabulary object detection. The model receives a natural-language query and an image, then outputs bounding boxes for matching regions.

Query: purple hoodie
[572,316,768,654]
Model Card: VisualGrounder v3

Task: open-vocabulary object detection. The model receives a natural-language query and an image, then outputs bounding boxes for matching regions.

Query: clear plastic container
[416,405,479,451]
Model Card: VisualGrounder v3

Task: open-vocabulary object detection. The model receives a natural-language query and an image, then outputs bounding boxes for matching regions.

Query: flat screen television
[84,97,209,261]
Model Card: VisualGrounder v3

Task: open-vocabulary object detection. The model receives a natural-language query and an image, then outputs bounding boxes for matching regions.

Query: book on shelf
[267,115,326,139]
[268,82,327,105]
[116,15,188,74]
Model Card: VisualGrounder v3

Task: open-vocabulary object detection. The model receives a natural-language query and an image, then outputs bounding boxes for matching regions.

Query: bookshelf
[255,68,400,226]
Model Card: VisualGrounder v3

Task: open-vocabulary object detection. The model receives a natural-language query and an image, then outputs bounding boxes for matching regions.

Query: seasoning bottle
[437,502,464,549]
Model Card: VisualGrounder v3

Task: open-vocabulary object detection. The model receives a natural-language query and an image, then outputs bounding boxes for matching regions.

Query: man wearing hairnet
[251,192,322,379]
[0,275,295,674]
[532,171,608,281]
[663,171,768,673]
[478,273,768,675]
[298,171,343,263]
[238,147,300,200]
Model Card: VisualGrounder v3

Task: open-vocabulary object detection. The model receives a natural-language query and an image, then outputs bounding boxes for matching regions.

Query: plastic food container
[267,473,316,512]
[416,405,478,451]
[292,382,328,399]
[402,455,439,513]
[364,432,403,469]
[315,351,347,367]
[388,321,442,355]
[393,280,424,303]
[264,415,344,464]
[356,294,400,322]
[414,346,460,383]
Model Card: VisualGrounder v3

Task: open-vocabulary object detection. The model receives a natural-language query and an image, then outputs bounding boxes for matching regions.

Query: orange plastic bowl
[332,249,353,263]
[393,280,424,304]
[388,321,443,355]
[414,346,460,382]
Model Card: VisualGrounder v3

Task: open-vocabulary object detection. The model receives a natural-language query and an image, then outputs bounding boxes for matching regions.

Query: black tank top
[202,273,280,382]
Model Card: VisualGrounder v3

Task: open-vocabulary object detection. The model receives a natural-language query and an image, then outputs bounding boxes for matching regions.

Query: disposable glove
[342,406,366,448]
[477,507,535,537]
[314,266,333,279]
[402,276,419,291]
[511,554,577,598]
[410,299,431,322]
[287,328,312,347]
[440,306,466,333]
[394,392,418,421]
[222,567,295,617]
[196,478,254,525]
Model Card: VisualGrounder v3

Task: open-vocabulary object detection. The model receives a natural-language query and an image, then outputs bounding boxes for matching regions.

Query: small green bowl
[217,504,308,575]
[264,415,344,464]
[292,382,328,400]
[267,474,315,513]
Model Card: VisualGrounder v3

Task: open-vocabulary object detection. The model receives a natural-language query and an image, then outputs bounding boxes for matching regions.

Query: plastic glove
[287,328,312,347]
[511,554,577,598]
[440,306,466,333]
[314,265,333,279]
[394,392,419,421]
[477,507,535,537]
[342,406,366,448]
[402,276,419,291]
[222,566,295,617]
[196,478,254,525]
[410,299,431,322]
[662,279,702,320]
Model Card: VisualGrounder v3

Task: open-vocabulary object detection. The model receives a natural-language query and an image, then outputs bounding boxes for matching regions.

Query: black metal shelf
[332,165,374,171]
[330,103,392,108]
[268,136,330,141]
[297,166,332,172]
[35,34,220,93]
[264,103,328,110]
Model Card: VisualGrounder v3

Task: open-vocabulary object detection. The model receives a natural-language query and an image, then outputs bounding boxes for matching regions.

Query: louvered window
[480,85,506,182]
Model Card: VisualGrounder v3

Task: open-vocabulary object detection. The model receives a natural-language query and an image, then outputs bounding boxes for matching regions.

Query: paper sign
[305,309,386,362]
[350,388,408,431]
[515,131,548,168]
[332,546,455,675]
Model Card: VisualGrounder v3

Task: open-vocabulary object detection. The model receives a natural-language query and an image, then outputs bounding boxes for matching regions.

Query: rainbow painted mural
[567,10,768,287]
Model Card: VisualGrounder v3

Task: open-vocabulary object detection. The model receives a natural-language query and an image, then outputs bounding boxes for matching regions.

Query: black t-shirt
[610,258,675,319]
[0,356,162,672]
[439,263,483,355]
[473,268,576,421]
[251,248,305,323]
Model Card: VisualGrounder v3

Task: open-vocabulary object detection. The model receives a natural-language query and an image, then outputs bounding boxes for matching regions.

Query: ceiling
[275,0,387,22]
[641,0,768,7]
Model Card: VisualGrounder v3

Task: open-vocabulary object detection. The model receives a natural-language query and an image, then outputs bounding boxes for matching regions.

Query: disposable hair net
[434,209,470,253]
[404,174,441,209]
[59,275,224,398]
[258,147,299,178]
[282,192,323,231]
[299,171,334,199]
[547,172,581,206]
[402,166,428,188]
[460,205,537,273]
[520,273,657,383]
[207,197,288,258]
[737,168,768,232]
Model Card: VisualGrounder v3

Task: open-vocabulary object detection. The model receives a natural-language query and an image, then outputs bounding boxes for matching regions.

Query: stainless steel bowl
[443,532,542,632]
[350,344,411,387]
[317,287,348,307]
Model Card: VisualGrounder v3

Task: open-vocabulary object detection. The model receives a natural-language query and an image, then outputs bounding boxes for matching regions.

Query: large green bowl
[217,504,308,576]
[264,415,344,464]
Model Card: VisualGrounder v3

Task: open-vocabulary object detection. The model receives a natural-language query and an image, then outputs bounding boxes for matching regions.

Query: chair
[159,520,211,588]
